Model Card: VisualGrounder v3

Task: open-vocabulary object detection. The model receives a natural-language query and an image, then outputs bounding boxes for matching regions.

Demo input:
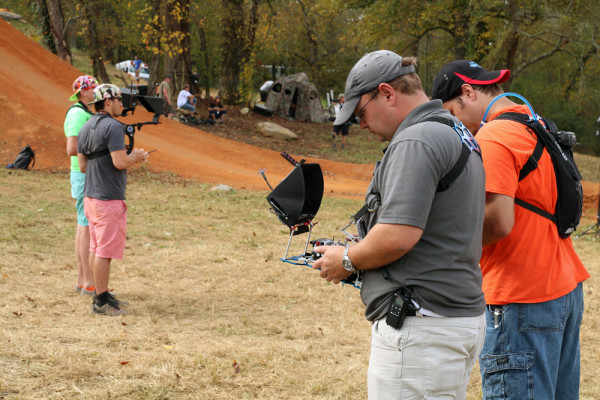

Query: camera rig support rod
[283,221,316,261]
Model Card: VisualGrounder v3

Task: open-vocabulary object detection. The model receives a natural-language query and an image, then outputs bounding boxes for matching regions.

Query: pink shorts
[84,197,127,259]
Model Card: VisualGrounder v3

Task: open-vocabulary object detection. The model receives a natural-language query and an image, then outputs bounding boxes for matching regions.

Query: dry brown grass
[1,168,599,399]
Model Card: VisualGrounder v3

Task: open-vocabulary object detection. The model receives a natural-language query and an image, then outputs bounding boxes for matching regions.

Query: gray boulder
[256,122,297,140]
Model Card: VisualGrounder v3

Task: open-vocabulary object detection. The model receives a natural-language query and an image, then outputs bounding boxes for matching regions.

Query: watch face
[343,258,353,271]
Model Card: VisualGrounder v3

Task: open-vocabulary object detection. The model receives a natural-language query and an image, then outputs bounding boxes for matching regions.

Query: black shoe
[108,292,129,307]
[92,297,129,316]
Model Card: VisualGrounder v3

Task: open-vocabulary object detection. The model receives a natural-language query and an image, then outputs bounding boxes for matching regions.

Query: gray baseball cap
[334,50,415,126]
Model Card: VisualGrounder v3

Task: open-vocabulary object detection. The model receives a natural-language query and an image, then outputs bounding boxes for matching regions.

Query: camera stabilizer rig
[576,120,600,238]
[119,86,164,154]
[262,151,363,289]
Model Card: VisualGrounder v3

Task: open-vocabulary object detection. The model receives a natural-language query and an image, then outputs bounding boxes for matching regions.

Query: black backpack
[11,145,36,170]
[493,112,582,238]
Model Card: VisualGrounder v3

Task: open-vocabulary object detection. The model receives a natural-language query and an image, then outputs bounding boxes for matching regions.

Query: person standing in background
[78,84,149,316]
[64,74,98,296]
[332,93,350,150]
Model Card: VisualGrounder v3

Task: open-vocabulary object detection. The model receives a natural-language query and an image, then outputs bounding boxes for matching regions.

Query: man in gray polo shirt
[78,84,149,316]
[314,50,486,399]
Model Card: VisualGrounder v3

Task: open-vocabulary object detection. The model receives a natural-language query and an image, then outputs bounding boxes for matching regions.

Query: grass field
[1,168,599,399]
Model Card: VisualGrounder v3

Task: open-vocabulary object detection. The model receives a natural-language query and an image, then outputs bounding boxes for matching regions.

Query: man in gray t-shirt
[313,50,486,399]
[77,84,149,317]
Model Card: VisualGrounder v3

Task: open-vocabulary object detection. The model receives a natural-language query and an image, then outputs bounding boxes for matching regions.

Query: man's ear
[378,83,395,103]
[461,84,476,101]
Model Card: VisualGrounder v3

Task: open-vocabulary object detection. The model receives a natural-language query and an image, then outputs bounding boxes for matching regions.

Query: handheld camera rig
[119,86,164,154]
[576,117,600,238]
[262,152,363,288]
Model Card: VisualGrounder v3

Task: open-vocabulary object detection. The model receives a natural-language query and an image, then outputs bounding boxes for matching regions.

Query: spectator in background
[133,56,141,80]
[158,73,174,119]
[77,84,149,316]
[332,93,350,150]
[209,95,226,124]
[64,74,98,296]
[177,83,196,114]
[260,80,273,102]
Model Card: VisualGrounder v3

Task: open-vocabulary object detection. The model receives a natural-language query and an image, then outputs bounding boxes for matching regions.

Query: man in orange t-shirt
[432,60,589,400]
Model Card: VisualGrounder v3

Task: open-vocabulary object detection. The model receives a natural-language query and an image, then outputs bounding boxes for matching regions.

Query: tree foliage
[7,0,600,153]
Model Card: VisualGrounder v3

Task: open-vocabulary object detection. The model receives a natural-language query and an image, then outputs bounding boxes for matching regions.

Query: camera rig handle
[123,121,160,154]
[280,151,305,166]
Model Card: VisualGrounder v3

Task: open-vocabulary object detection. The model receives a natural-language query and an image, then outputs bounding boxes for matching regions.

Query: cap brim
[333,96,360,126]
[69,93,79,101]
[457,69,510,86]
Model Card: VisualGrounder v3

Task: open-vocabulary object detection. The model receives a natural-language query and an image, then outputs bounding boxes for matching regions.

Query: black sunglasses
[353,91,378,119]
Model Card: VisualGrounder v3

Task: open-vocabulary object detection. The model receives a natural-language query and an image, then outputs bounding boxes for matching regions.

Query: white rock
[256,122,297,140]
[211,184,234,191]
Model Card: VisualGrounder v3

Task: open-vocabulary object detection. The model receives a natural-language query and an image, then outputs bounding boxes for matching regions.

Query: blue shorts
[70,171,89,227]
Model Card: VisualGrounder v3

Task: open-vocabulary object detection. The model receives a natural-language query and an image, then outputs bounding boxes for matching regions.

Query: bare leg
[93,256,111,294]
[75,226,84,288]
[77,225,94,288]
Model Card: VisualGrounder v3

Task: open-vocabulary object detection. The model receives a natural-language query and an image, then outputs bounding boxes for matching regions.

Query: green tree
[220,0,259,104]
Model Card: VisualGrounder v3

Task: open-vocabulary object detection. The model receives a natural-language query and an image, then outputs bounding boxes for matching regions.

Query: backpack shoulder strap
[84,113,113,160]
[493,112,546,181]
[491,111,559,223]
[66,101,93,116]
[417,114,481,192]
[437,144,472,192]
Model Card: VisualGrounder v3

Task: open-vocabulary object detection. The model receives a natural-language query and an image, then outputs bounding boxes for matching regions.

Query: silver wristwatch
[342,247,357,273]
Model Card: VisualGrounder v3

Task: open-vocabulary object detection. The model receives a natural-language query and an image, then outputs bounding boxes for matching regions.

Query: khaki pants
[368,313,485,400]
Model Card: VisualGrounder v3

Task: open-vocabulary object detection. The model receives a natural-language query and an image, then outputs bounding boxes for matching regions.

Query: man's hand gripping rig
[119,86,164,154]
[262,152,362,288]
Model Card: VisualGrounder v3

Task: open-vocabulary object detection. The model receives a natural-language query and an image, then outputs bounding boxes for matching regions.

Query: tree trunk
[46,0,72,64]
[220,0,244,103]
[197,25,211,99]
[220,0,259,104]
[146,0,164,95]
[32,0,56,54]
[83,1,109,83]
[164,0,192,97]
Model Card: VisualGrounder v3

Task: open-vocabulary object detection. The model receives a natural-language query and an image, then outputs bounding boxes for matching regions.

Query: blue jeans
[209,109,226,119]
[179,103,195,113]
[480,283,584,400]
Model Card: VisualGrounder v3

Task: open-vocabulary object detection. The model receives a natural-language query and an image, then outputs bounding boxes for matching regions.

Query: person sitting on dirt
[209,96,226,124]
[157,73,174,119]
[260,80,273,102]
[177,83,196,114]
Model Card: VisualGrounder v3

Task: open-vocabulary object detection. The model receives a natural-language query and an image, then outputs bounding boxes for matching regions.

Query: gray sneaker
[108,292,129,306]
[80,287,95,296]
[92,301,129,316]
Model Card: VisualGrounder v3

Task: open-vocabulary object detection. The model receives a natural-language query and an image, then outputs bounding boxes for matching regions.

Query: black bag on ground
[493,112,582,238]
[11,145,36,170]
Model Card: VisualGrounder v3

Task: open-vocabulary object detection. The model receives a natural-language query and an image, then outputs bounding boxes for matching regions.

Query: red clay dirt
[0,18,598,213]
[0,18,370,200]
